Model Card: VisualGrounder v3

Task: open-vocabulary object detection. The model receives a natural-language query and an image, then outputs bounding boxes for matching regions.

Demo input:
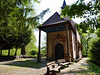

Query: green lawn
[2,58,46,68]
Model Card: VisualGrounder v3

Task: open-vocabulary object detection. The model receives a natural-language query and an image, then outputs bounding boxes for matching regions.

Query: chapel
[38,0,82,62]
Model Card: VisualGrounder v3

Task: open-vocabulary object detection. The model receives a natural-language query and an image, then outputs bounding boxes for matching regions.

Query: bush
[82,49,87,57]
[95,28,100,38]
[87,60,100,74]
[41,46,46,57]
[30,50,38,57]
[88,38,100,66]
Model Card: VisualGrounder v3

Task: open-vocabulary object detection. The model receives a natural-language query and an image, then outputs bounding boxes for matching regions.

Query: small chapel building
[37,0,82,62]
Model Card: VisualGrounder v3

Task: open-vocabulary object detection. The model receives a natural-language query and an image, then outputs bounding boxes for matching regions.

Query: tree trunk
[0,49,2,56]
[8,49,10,56]
[37,29,41,62]
[86,40,88,57]
[14,48,17,56]
[21,45,25,55]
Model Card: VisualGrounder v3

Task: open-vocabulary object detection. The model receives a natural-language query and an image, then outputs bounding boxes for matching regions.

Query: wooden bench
[57,59,69,68]
[47,61,61,75]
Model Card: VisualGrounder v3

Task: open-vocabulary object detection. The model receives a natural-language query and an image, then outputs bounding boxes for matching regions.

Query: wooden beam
[46,33,49,60]
[65,24,71,62]
[75,31,79,59]
[37,29,41,62]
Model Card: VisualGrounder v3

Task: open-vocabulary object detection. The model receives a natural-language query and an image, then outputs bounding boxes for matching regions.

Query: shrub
[95,28,100,38]
[88,38,100,66]
[87,60,100,74]
[41,46,46,57]
[30,50,38,56]
[82,49,87,57]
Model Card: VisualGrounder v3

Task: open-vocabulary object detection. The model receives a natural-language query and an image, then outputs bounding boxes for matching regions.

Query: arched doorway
[55,43,64,59]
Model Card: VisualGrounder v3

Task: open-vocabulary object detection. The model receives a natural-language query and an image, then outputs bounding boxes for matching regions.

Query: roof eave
[38,20,69,29]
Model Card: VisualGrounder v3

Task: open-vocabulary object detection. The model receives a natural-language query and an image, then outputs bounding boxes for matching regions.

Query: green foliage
[61,0,100,58]
[30,49,38,56]
[25,31,38,56]
[61,2,88,18]
[41,46,47,57]
[95,28,100,38]
[0,0,37,51]
[79,30,92,57]
[82,50,87,57]
[41,34,46,57]
[89,38,100,65]
[88,60,100,74]
[2,48,21,56]
[61,0,100,33]
[88,28,100,65]
[0,0,49,56]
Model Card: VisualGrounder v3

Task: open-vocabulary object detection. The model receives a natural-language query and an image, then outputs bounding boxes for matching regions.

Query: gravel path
[0,66,46,75]
[0,58,89,75]
[57,58,89,75]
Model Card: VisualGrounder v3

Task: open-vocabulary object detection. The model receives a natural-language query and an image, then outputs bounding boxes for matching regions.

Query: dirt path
[0,58,47,75]
[0,58,89,75]
[57,58,89,75]
[0,65,46,75]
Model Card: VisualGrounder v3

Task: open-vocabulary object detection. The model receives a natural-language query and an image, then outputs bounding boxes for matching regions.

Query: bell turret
[61,0,67,9]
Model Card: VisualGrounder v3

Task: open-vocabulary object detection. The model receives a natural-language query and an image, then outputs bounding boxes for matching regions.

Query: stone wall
[47,31,67,60]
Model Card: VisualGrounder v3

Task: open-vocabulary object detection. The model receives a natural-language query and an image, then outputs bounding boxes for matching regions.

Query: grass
[1,58,100,75]
[79,59,100,75]
[87,61,100,75]
[2,58,46,68]
[0,58,47,75]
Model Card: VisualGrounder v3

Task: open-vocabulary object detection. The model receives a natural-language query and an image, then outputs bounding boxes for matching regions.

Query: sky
[34,0,83,23]
[33,0,90,47]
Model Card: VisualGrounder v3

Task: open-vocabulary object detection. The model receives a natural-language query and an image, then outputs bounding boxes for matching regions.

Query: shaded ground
[0,58,47,75]
[0,58,90,75]
[0,56,16,62]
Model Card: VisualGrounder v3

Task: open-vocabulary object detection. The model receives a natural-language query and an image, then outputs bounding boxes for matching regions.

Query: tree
[0,0,34,56]
[95,28,100,38]
[61,0,100,57]
[81,31,92,57]
[89,28,100,65]
[0,0,49,56]
[41,46,46,57]
[26,30,37,56]
[61,0,100,32]
[41,34,47,58]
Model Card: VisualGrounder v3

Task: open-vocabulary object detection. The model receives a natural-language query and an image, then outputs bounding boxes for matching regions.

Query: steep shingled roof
[42,12,64,26]
[42,12,76,31]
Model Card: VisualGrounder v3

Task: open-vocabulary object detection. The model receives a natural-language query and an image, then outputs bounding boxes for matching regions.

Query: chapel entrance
[55,43,64,59]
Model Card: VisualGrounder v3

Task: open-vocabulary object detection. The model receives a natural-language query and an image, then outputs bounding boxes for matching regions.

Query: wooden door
[55,43,64,59]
